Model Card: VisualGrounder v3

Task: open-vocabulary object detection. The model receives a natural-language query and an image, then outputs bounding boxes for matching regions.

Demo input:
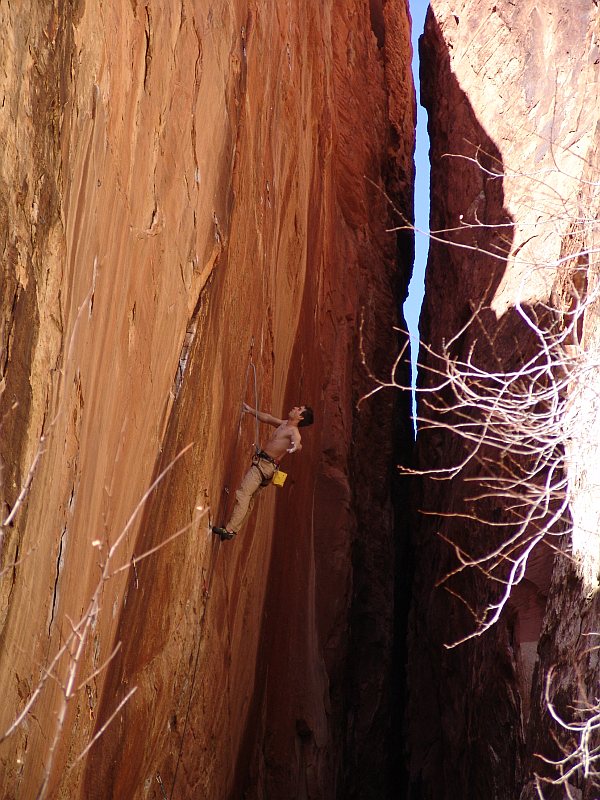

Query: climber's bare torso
[243,403,304,461]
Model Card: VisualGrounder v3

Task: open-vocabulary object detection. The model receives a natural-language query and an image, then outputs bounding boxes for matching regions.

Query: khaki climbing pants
[226,458,276,533]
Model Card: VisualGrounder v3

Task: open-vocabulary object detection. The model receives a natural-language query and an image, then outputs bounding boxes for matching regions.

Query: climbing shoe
[211,526,236,542]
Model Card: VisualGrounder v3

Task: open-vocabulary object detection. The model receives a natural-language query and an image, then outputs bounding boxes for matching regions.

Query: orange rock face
[0,2,413,798]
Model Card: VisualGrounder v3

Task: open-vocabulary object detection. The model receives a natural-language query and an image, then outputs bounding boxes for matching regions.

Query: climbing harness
[251,449,283,487]
[251,449,288,487]
[253,448,277,466]
[251,459,275,487]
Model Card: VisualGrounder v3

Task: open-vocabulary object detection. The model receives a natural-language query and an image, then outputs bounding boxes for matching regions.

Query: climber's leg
[226,465,264,532]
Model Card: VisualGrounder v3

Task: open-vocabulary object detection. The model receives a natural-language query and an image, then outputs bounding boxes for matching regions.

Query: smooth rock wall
[0,2,414,798]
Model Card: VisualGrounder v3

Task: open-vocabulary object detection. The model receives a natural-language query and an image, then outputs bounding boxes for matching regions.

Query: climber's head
[288,405,313,426]
[296,405,314,427]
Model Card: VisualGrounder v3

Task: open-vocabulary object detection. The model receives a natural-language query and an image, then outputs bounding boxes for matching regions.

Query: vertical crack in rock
[190,20,203,185]
[2,286,19,379]
[48,526,67,636]
[172,280,211,399]
[143,5,152,91]
[369,0,386,47]
[0,537,18,637]
[88,255,98,319]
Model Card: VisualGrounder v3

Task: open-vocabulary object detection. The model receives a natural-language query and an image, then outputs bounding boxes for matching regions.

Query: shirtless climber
[211,403,314,541]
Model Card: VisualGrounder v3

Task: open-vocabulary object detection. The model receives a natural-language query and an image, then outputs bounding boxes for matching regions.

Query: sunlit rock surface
[410,2,600,799]
[0,2,414,798]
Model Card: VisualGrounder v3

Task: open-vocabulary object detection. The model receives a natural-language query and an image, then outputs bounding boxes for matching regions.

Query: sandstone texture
[410,2,600,799]
[0,2,414,798]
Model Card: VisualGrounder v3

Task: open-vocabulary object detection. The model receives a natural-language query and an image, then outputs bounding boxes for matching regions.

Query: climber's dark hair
[299,406,314,427]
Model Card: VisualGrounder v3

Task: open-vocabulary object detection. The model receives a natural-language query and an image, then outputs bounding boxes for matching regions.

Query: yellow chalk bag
[272,469,287,487]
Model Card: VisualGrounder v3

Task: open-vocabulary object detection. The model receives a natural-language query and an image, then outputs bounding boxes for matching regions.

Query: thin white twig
[73,687,138,764]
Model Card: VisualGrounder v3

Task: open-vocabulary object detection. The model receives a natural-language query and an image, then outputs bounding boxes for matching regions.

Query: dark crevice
[368,0,386,47]
[172,272,215,399]
[143,6,152,90]
[48,525,66,635]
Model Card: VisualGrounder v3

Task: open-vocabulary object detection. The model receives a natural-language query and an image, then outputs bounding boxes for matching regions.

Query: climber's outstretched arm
[243,402,284,427]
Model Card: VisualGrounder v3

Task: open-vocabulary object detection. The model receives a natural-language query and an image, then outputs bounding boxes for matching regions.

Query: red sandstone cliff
[410,2,600,799]
[0,2,413,798]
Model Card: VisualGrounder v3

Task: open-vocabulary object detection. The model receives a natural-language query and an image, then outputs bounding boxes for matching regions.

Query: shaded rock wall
[410,2,600,799]
[0,1,414,799]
